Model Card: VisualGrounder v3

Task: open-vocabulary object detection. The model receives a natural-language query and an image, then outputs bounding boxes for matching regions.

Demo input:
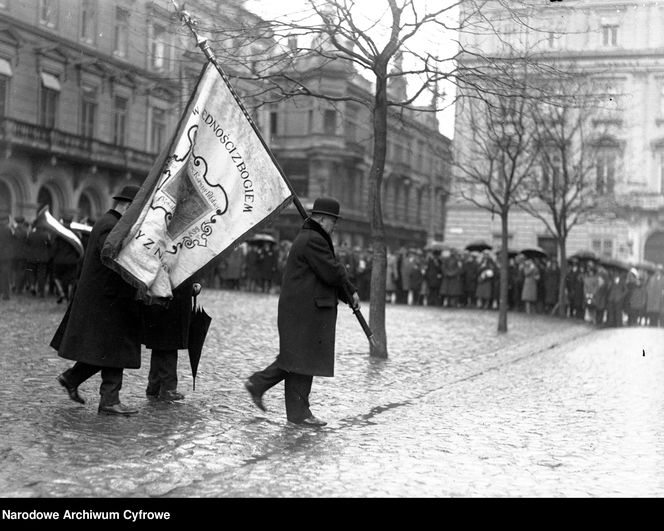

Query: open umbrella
[465,240,492,252]
[424,241,448,252]
[599,256,630,272]
[634,260,658,273]
[188,294,212,391]
[496,248,518,259]
[520,247,548,260]
[248,233,277,244]
[568,250,598,263]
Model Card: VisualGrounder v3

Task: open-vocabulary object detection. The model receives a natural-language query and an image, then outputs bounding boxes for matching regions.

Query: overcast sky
[244,0,458,138]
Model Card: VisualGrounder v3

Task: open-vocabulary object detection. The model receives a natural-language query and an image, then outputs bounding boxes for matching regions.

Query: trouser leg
[148,349,178,393]
[99,367,124,407]
[63,361,100,387]
[147,353,160,396]
[284,372,313,423]
[248,359,287,395]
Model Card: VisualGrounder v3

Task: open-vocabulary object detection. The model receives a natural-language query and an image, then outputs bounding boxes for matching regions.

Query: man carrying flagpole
[245,197,360,427]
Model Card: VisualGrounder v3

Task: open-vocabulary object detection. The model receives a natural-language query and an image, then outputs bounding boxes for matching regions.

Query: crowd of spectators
[3,213,663,329]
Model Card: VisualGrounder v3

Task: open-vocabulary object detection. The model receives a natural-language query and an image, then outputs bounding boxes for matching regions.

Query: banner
[102,61,293,300]
[35,206,84,257]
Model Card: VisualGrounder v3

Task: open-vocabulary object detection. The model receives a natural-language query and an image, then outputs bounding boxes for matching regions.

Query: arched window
[37,186,54,211]
[78,193,93,220]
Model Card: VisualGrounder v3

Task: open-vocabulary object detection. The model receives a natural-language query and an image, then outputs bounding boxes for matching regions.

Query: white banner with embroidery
[103,61,292,300]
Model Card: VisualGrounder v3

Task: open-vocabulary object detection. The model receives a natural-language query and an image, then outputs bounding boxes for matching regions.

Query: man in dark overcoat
[244,197,359,427]
[142,278,200,402]
[51,185,142,416]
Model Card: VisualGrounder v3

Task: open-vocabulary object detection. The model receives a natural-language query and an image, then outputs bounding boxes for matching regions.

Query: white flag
[103,62,292,300]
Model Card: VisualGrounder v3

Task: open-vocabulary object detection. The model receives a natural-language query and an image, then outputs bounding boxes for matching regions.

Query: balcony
[0,118,156,174]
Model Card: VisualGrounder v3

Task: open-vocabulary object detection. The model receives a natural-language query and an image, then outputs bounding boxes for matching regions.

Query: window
[307,109,313,133]
[113,95,128,146]
[150,23,168,70]
[591,238,614,257]
[596,149,618,194]
[0,75,7,117]
[658,152,664,195]
[547,32,557,48]
[601,24,618,47]
[80,85,97,138]
[0,58,11,117]
[269,107,278,137]
[346,119,357,142]
[39,72,60,128]
[80,0,97,44]
[150,107,167,152]
[40,0,58,28]
[114,7,129,57]
[323,110,336,135]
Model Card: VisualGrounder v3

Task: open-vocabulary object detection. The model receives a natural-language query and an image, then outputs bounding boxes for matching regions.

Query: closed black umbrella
[188,294,212,391]
[465,240,492,252]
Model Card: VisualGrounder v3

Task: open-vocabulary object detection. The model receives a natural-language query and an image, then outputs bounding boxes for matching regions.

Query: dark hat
[15,216,25,223]
[0,213,9,221]
[310,197,341,219]
[113,185,141,202]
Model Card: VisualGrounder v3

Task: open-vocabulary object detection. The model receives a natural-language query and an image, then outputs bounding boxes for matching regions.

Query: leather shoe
[158,389,184,401]
[298,415,327,427]
[98,403,138,416]
[57,374,85,404]
[244,379,266,412]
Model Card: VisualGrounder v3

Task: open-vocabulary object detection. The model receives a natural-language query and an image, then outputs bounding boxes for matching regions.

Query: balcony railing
[0,117,156,174]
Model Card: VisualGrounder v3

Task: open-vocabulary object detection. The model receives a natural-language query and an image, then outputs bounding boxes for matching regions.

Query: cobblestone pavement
[0,289,662,498]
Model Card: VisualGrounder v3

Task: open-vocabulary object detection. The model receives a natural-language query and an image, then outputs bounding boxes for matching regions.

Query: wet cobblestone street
[1,289,662,497]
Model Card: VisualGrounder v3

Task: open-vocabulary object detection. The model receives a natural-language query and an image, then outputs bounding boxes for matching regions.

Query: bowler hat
[113,184,141,202]
[310,197,341,219]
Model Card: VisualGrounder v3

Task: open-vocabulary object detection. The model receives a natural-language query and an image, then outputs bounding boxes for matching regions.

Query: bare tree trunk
[498,210,509,332]
[368,73,389,358]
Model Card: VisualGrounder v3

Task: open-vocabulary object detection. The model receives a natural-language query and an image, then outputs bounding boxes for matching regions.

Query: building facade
[0,0,450,252]
[446,0,664,265]
[263,58,451,249]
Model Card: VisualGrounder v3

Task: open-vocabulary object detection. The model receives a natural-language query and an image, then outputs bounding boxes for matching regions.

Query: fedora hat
[310,197,341,219]
[113,184,141,202]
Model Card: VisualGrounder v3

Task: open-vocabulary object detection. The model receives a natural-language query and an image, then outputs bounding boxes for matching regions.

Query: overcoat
[50,210,142,368]
[142,279,194,350]
[276,218,355,377]
[521,262,540,303]
[646,272,664,314]
[440,255,463,297]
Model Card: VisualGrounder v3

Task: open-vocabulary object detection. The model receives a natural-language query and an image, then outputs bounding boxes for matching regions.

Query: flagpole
[171,1,307,220]
[171,1,377,349]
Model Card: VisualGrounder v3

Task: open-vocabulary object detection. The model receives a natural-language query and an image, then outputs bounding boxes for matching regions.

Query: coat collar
[303,217,335,255]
